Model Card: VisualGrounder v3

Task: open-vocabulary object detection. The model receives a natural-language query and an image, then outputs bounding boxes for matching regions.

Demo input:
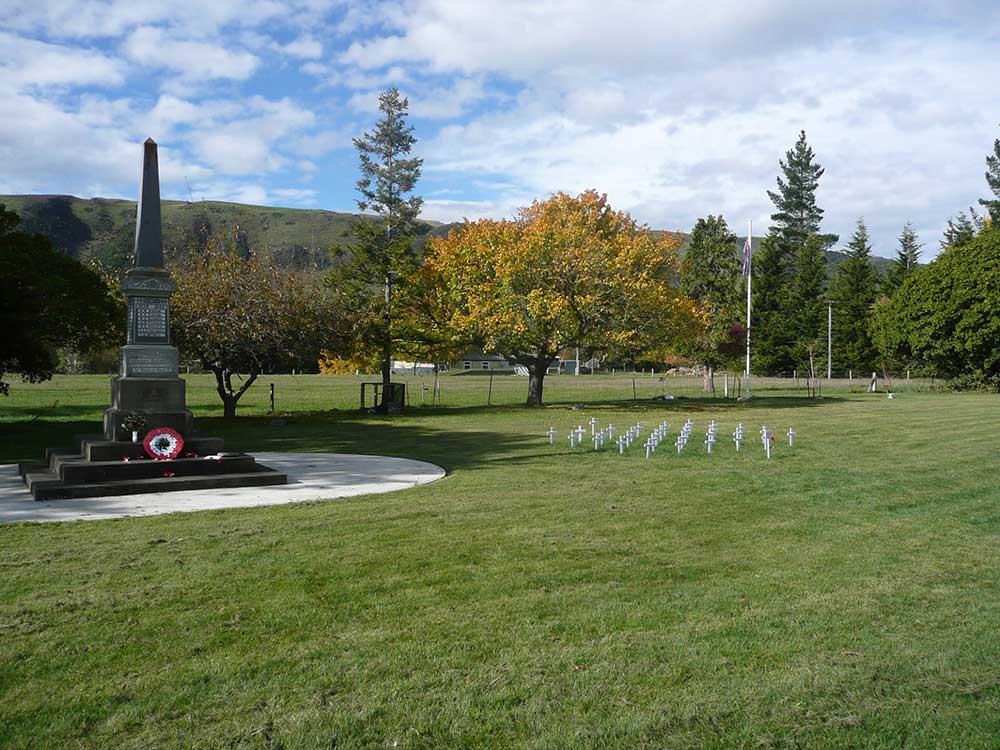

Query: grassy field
[1,374,998,749]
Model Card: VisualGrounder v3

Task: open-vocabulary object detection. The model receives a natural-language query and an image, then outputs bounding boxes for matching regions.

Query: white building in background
[390,360,436,376]
[456,353,515,373]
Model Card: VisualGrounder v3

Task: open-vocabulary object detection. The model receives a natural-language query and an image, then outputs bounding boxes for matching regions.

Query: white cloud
[124,26,259,82]
[279,35,323,59]
[0,32,124,88]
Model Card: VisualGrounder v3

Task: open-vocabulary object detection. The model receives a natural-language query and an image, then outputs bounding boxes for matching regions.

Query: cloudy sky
[2,0,998,257]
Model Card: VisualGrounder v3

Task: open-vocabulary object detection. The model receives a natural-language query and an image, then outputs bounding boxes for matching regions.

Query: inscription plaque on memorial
[120,345,178,377]
[131,296,169,343]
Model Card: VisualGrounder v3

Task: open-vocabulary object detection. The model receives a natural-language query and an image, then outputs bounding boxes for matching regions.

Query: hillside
[0,194,894,277]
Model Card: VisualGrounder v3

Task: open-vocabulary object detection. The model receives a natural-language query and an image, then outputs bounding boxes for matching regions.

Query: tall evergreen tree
[789,233,827,372]
[831,218,879,374]
[883,222,922,294]
[750,235,794,374]
[328,88,423,411]
[767,130,826,250]
[679,215,742,392]
[979,124,1000,224]
[941,209,982,251]
[754,130,833,374]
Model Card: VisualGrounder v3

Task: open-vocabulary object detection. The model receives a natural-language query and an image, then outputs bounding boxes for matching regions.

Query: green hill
[0,194,894,278]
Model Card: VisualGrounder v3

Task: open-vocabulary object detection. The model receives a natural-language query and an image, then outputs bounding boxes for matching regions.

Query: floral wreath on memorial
[143,427,184,460]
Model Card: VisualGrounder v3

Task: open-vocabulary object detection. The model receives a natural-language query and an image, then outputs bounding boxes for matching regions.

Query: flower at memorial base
[122,456,130,462]
[162,471,175,477]
[121,411,147,432]
[142,427,184,460]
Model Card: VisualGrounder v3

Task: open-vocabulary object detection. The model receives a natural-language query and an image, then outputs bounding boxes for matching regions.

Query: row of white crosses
[705,420,719,453]
[675,419,695,454]
[642,421,671,458]
[548,420,796,458]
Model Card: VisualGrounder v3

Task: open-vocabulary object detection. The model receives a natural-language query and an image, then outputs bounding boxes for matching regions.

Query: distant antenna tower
[184,176,197,203]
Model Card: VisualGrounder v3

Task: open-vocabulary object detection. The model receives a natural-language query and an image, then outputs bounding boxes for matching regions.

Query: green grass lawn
[1,374,998,749]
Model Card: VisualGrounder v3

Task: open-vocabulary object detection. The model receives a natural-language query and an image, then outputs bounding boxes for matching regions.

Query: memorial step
[26,466,287,501]
[50,454,258,483]
[79,436,224,462]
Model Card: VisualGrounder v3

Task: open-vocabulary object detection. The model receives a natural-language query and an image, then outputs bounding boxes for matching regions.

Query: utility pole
[827,300,833,380]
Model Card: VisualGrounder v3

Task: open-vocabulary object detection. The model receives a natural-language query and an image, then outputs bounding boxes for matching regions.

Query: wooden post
[632,377,637,401]
[487,369,494,406]
[269,382,275,413]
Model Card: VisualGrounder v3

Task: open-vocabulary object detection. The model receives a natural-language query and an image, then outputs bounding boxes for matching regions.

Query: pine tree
[883,222,922,294]
[680,215,741,392]
[941,209,982,251]
[979,124,1000,224]
[328,88,423,411]
[789,234,827,372]
[754,130,832,374]
[750,235,794,374]
[767,130,826,250]
[831,219,879,374]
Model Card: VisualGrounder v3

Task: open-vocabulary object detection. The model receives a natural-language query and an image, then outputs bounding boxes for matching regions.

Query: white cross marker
[547,427,557,445]
[787,428,795,449]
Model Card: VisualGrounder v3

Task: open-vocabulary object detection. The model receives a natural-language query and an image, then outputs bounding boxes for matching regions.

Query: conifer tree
[767,131,826,251]
[883,222,922,294]
[750,235,794,374]
[754,130,833,374]
[679,215,742,392]
[789,234,827,370]
[979,124,1000,223]
[328,88,423,411]
[941,209,982,251]
[831,218,879,374]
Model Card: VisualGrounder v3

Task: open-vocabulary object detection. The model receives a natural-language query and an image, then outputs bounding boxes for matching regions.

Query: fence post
[487,370,494,406]
[269,382,275,413]
[632,377,637,400]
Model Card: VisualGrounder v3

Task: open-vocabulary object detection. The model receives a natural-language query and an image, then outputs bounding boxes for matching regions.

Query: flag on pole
[741,235,752,276]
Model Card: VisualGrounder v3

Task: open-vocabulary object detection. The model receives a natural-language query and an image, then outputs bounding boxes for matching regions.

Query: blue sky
[1,0,998,258]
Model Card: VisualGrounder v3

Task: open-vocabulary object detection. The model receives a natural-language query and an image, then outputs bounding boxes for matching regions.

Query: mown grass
[1,374,997,749]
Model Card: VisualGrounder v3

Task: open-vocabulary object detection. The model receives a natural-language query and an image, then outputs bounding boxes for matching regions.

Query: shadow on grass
[399,394,846,418]
[0,393,843,467]
[0,414,538,474]
[0,403,110,420]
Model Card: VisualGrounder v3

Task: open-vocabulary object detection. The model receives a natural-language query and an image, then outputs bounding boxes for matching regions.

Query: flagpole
[745,219,752,399]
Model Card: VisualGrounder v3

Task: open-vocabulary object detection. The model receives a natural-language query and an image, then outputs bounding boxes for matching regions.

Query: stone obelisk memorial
[20,139,286,500]
[106,138,192,439]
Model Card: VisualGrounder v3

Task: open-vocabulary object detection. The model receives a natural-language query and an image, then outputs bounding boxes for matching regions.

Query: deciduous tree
[416,191,700,406]
[872,226,1000,388]
[172,229,337,417]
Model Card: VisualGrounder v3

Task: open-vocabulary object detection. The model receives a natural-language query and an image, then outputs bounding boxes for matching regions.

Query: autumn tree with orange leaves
[413,191,702,406]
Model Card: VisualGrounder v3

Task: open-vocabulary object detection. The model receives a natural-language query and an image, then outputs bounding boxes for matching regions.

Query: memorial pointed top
[133,137,163,269]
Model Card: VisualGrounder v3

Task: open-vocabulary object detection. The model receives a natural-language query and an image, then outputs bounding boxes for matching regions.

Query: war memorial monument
[19,139,287,500]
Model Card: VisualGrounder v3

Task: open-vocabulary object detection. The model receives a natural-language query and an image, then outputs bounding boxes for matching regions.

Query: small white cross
[547,427,557,445]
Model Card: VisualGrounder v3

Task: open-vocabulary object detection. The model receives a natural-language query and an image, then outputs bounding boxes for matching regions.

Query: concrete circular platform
[0,453,445,523]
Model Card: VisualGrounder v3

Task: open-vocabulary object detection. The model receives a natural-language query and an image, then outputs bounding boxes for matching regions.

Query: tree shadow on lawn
[0,415,538,474]
[401,394,846,418]
[0,403,107,420]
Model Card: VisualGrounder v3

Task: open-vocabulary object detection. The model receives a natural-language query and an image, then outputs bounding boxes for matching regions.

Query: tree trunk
[703,365,715,393]
[526,356,550,407]
[212,366,258,419]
